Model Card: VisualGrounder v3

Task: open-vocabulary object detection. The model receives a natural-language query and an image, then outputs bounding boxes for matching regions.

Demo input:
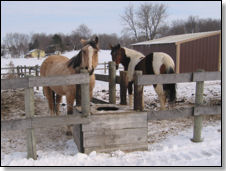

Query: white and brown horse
[110,44,176,110]
[40,37,99,131]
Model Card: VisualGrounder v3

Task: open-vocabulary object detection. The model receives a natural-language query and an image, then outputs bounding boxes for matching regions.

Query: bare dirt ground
[1,85,221,155]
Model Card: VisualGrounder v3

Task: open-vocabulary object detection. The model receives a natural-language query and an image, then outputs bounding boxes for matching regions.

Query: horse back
[40,55,75,77]
[135,54,154,75]
[135,52,175,75]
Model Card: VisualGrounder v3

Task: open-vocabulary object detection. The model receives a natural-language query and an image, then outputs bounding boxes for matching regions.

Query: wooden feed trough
[72,104,148,154]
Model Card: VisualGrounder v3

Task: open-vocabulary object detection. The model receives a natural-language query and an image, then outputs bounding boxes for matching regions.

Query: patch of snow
[1,121,221,166]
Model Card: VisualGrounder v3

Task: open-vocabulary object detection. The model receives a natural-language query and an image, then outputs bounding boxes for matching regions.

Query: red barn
[132,31,221,73]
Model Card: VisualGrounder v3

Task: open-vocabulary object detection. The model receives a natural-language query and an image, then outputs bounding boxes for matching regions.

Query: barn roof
[132,30,221,46]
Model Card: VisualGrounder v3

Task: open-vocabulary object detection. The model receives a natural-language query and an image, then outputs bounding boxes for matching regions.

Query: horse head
[110,44,124,70]
[68,36,99,75]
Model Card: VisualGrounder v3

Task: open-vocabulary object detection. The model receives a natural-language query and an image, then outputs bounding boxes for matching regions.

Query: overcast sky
[1,1,221,40]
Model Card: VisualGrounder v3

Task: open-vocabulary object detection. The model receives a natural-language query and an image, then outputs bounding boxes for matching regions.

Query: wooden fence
[1,63,123,78]
[1,61,221,160]
[1,70,91,160]
[94,62,221,143]
[133,69,221,142]
[1,65,40,78]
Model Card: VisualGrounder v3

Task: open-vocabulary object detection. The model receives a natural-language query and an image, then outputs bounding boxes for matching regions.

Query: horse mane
[67,51,82,69]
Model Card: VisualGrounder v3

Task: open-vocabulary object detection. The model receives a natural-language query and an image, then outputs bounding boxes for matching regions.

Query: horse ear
[95,36,98,44]
[117,44,121,48]
[80,38,87,45]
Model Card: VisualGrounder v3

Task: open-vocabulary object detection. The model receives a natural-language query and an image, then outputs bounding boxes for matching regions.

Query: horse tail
[163,67,176,102]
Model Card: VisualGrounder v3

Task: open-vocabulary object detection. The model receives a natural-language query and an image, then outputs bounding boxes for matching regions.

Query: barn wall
[132,43,177,64]
[180,34,220,73]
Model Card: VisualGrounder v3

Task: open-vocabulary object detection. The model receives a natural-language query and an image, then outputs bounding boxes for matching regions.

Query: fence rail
[1,111,90,131]
[136,71,221,85]
[147,105,221,121]
[1,70,91,160]
[1,73,89,90]
[1,63,123,77]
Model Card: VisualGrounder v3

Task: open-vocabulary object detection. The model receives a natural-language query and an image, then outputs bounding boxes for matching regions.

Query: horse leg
[154,84,166,110]
[55,94,62,116]
[128,81,133,107]
[43,86,55,116]
[75,85,81,106]
[65,94,75,136]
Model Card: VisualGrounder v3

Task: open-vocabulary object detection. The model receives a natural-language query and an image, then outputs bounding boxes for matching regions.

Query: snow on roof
[28,49,44,53]
[25,49,44,55]
[132,30,221,46]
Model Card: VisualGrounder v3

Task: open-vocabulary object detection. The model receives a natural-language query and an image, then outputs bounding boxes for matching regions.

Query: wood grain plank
[147,107,193,120]
[193,72,221,81]
[84,142,148,154]
[137,73,193,85]
[194,105,221,116]
[82,112,147,132]
[83,128,147,148]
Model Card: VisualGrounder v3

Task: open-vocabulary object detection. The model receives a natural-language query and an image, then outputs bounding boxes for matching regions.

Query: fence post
[134,71,144,111]
[104,62,107,74]
[109,61,116,104]
[35,65,39,90]
[25,84,37,160]
[24,65,27,76]
[17,66,20,78]
[191,69,204,142]
[29,67,32,75]
[120,71,128,105]
[20,66,23,77]
[12,67,15,76]
[80,69,90,117]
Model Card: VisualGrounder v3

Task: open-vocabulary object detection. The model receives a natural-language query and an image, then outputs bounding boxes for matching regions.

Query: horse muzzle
[88,68,94,75]
[84,66,94,75]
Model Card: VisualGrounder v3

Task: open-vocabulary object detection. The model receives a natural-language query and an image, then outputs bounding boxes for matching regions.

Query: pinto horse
[40,37,99,133]
[110,44,176,110]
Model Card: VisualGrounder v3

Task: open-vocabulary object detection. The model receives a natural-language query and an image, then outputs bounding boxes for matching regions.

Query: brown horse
[110,44,176,110]
[40,37,99,121]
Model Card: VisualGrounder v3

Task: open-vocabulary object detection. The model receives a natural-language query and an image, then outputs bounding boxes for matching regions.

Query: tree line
[1,2,220,58]
[1,24,136,58]
[121,3,221,41]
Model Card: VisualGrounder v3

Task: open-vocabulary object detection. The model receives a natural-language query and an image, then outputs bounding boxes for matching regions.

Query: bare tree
[75,24,92,39]
[70,31,81,50]
[167,17,220,36]
[198,18,221,32]
[156,24,170,38]
[69,24,92,50]
[150,3,167,39]
[168,19,186,35]
[121,4,139,41]
[3,33,29,57]
[121,3,167,41]
[185,16,199,33]
[30,33,52,51]
[96,33,119,50]
[137,3,152,40]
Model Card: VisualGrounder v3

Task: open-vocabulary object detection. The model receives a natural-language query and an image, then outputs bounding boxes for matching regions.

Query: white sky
[1,1,221,40]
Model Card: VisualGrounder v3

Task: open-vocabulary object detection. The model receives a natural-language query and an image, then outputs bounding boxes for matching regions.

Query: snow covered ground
[1,50,222,166]
[1,121,221,166]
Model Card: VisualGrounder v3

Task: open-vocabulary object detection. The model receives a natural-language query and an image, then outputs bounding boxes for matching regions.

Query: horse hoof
[66,131,72,136]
